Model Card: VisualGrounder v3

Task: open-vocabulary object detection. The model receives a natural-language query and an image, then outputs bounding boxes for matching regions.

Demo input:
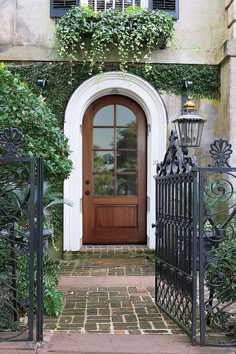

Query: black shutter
[151,0,179,19]
[50,0,80,17]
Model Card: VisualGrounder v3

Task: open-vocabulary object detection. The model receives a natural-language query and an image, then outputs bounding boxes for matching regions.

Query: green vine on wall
[7,62,220,129]
[55,6,174,73]
[5,61,220,244]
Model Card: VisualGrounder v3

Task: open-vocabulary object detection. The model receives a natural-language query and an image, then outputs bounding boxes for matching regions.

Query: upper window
[151,0,178,19]
[50,0,178,18]
[50,0,80,17]
[88,0,140,12]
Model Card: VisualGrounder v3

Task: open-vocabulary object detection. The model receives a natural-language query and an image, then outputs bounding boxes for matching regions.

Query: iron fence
[154,132,236,346]
[0,127,43,342]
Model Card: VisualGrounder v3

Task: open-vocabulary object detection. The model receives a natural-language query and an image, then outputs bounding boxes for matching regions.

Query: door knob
[85,190,90,196]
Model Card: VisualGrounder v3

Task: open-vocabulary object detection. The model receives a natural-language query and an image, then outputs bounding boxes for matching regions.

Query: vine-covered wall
[7,63,220,128]
[4,62,220,256]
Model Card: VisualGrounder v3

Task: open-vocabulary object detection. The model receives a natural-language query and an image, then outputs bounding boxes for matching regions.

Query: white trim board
[64,72,167,251]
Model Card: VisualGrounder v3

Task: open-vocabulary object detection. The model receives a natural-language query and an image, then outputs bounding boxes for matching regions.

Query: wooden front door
[82,95,147,244]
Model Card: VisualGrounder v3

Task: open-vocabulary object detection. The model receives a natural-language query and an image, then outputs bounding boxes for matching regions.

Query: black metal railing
[153,132,236,346]
[0,127,43,342]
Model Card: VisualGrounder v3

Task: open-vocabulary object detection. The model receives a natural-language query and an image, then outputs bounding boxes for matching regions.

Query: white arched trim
[64,71,167,251]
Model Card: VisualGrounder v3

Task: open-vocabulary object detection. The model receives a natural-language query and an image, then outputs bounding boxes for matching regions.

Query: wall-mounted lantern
[173,82,206,148]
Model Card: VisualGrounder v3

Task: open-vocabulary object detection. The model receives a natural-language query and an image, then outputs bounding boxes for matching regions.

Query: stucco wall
[161,93,222,167]
[0,0,225,64]
[0,0,55,47]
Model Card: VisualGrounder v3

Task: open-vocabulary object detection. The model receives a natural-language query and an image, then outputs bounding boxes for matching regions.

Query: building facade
[0,1,235,251]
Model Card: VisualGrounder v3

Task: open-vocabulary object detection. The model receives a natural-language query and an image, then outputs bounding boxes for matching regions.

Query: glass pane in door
[117,175,137,195]
[93,151,114,172]
[117,151,137,172]
[93,105,114,126]
[93,128,114,149]
[94,174,114,196]
[116,105,137,126]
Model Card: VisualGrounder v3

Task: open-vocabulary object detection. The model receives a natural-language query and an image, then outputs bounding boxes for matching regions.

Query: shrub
[207,237,236,303]
[0,63,72,181]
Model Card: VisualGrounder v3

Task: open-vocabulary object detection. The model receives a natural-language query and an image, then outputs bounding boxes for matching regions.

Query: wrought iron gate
[0,127,44,342]
[153,132,198,344]
[154,132,236,346]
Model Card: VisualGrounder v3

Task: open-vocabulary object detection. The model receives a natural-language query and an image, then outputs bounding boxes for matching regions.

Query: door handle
[85,190,90,196]
[85,180,90,185]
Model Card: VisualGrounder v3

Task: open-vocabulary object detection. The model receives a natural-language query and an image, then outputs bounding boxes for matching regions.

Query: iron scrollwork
[156,130,195,176]
[154,133,236,346]
[203,170,236,344]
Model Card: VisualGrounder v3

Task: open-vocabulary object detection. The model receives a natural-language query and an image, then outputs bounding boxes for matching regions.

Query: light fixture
[173,82,206,148]
[36,79,47,88]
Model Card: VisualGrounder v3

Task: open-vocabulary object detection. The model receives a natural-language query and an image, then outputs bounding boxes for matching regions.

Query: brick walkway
[44,286,184,335]
[80,245,150,253]
[43,249,184,336]
[60,249,155,276]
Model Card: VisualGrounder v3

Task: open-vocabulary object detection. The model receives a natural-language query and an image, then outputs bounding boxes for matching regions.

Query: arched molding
[64,72,167,250]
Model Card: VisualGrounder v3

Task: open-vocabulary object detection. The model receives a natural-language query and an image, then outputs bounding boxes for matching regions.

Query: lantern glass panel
[174,116,205,147]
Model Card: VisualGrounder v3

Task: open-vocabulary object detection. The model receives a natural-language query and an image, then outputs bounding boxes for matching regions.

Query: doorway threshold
[80,245,149,253]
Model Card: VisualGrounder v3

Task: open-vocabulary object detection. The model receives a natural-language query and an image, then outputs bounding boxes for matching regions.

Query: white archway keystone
[64,72,167,251]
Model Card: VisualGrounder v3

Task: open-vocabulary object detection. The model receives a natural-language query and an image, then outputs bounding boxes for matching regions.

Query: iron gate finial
[209,138,233,167]
[0,127,23,157]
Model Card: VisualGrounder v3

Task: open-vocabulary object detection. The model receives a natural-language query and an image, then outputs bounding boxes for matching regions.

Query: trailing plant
[0,63,72,181]
[55,6,174,73]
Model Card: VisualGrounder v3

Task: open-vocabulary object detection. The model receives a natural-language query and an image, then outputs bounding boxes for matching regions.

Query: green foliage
[41,253,63,316]
[0,63,72,181]
[17,253,63,317]
[5,62,220,237]
[55,6,174,72]
[7,63,220,132]
[207,237,236,303]
[43,287,63,317]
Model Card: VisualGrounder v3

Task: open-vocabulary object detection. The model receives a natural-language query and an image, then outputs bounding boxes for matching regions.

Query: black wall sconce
[36,80,47,89]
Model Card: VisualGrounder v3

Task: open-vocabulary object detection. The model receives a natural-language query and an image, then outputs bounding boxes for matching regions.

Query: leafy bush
[0,63,72,181]
[17,253,63,317]
[207,237,236,303]
[55,6,174,73]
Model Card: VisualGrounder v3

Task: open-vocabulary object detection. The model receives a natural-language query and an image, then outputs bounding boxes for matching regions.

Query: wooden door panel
[83,95,146,244]
[94,205,137,227]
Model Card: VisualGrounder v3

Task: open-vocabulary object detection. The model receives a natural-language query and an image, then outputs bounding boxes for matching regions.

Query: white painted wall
[63,72,167,250]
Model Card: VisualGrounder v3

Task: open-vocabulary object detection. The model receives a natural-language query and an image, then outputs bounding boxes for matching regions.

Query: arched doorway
[82,95,147,244]
[63,72,167,251]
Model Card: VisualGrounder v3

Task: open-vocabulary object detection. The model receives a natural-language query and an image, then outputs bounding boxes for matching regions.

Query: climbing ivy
[7,62,220,129]
[4,61,220,247]
[55,6,174,73]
